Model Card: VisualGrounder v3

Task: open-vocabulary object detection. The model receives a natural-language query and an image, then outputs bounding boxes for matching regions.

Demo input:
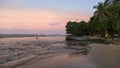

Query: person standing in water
[36,36,38,39]
[105,31,109,39]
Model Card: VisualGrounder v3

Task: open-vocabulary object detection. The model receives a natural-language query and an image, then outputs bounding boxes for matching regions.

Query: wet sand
[16,44,120,68]
[0,36,120,68]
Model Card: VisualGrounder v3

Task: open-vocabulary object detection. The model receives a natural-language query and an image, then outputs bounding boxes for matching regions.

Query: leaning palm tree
[93,2,105,22]
[93,0,110,23]
[93,0,111,38]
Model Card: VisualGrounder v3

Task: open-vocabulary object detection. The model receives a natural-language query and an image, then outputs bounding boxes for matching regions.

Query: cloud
[49,22,61,25]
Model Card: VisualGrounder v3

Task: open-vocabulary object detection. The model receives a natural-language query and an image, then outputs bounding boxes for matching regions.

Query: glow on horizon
[0,0,104,34]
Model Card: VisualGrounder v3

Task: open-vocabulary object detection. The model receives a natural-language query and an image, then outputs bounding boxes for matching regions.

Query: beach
[0,36,120,68]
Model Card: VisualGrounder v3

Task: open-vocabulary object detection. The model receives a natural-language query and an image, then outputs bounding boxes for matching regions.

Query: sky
[0,0,104,34]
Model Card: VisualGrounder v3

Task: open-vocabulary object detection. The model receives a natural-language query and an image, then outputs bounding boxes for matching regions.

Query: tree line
[66,0,120,38]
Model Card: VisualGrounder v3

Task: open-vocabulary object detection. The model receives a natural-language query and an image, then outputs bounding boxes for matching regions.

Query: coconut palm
[92,0,111,38]
[93,0,110,23]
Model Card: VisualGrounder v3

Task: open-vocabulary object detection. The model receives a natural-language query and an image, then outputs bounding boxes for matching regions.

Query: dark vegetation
[66,0,120,38]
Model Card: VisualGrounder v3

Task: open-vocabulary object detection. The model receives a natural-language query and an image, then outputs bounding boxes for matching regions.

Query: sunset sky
[0,0,104,34]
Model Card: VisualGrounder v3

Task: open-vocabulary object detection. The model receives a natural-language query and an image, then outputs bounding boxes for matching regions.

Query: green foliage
[89,0,120,35]
[66,0,120,36]
[65,21,89,36]
[65,21,74,34]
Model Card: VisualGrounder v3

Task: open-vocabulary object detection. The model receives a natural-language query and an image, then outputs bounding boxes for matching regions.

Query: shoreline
[66,35,120,41]
[0,34,65,38]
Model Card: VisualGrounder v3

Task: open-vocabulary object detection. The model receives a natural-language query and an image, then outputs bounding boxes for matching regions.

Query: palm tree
[93,0,110,23]
[93,2,105,22]
[93,0,111,38]
[89,0,120,37]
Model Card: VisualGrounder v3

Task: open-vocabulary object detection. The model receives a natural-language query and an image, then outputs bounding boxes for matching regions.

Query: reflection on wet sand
[68,49,90,57]
[65,40,91,57]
